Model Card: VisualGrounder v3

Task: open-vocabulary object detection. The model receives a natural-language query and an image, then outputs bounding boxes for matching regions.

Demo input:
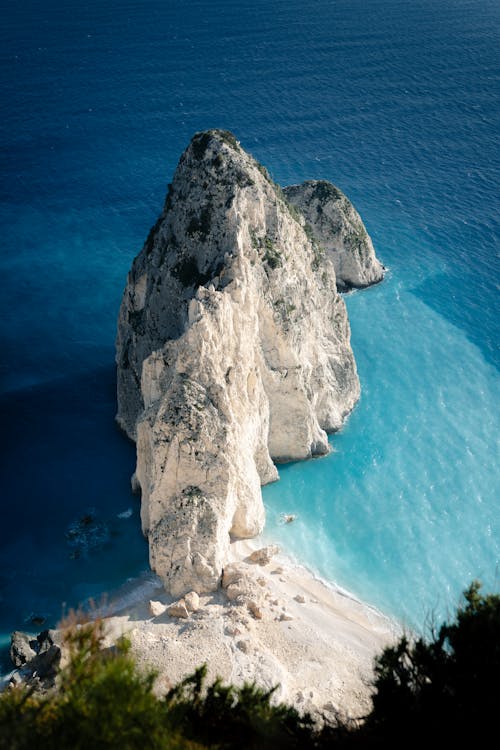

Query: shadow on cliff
[409,272,499,371]
[0,366,148,653]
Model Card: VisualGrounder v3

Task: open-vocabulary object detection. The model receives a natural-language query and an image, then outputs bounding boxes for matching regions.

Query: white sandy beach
[101,539,400,721]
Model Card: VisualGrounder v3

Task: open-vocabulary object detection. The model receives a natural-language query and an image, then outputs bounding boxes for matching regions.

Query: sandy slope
[101,539,399,721]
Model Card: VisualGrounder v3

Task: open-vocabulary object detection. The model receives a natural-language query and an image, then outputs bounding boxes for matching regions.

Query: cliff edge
[116,130,377,596]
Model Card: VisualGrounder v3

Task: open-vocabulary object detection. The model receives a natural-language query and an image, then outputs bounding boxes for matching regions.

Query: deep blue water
[1,0,499,667]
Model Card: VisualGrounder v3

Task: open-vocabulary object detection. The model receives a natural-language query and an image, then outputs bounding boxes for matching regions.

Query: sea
[1,0,499,671]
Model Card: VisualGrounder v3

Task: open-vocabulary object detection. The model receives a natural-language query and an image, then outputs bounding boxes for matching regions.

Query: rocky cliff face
[284,180,384,291]
[116,130,364,596]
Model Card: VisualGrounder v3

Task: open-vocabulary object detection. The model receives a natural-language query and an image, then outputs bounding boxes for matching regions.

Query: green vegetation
[127,309,145,335]
[302,223,325,270]
[361,581,500,745]
[191,132,213,161]
[211,154,224,170]
[217,131,239,151]
[311,181,342,204]
[263,237,281,270]
[171,255,210,287]
[235,170,254,189]
[1,583,498,748]
[273,299,295,332]
[345,225,368,253]
[186,205,212,240]
[255,161,272,183]
[249,229,260,250]
[164,667,315,750]
[249,230,282,270]
[164,183,176,213]
[0,618,193,750]
[190,131,238,160]
[283,198,303,226]
[272,183,303,225]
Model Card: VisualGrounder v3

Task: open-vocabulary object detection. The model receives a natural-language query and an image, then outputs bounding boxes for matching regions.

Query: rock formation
[116,129,378,596]
[284,180,384,290]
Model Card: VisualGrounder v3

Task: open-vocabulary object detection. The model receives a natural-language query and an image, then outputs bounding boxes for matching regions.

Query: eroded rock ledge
[116,129,383,596]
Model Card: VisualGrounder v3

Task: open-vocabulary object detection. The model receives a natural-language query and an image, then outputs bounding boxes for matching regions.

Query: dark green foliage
[250,231,282,270]
[186,205,212,239]
[164,183,175,213]
[345,228,367,252]
[212,153,224,170]
[255,160,272,183]
[303,222,326,270]
[273,183,303,225]
[303,223,315,241]
[2,583,499,748]
[165,666,316,750]
[171,256,211,288]
[0,620,315,750]
[171,250,224,289]
[311,246,325,271]
[0,618,195,750]
[284,198,303,225]
[191,132,213,160]
[216,130,239,150]
[235,170,254,188]
[191,129,239,156]
[364,581,500,745]
[263,237,281,269]
[127,309,145,335]
[311,181,342,203]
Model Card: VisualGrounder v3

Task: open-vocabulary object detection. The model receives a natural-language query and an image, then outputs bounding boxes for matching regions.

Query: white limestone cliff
[284,180,384,290]
[116,130,363,596]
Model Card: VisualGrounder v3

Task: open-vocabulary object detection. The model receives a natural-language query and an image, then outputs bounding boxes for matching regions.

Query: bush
[0,617,196,750]
[1,583,499,748]
[0,616,315,749]
[364,581,500,744]
[164,666,315,750]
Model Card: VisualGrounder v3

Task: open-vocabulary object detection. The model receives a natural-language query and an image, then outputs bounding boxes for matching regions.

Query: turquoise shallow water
[1,0,499,668]
[263,249,499,629]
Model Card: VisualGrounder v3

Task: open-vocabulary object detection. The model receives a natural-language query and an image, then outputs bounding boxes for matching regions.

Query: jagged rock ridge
[116,129,379,596]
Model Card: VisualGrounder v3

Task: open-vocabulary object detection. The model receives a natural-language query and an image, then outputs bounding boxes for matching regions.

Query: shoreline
[96,538,400,720]
[2,539,401,719]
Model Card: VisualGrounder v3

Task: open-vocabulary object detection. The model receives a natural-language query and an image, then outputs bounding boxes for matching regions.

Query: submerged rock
[284,180,384,291]
[116,129,367,596]
[248,545,280,566]
[65,508,110,558]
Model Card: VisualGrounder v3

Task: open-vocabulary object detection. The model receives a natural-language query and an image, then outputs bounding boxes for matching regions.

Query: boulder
[167,600,189,619]
[149,600,167,618]
[248,545,280,566]
[10,631,37,667]
[184,591,200,612]
[222,563,247,589]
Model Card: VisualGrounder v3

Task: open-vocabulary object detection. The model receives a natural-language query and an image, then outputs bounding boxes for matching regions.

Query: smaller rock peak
[284,179,384,290]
